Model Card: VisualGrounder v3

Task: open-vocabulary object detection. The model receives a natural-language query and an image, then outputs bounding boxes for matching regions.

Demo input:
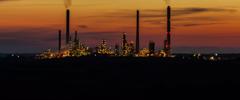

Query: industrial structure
[37,3,174,59]
[164,6,172,57]
[136,10,140,54]
[149,41,155,56]
[58,30,62,52]
[66,9,70,44]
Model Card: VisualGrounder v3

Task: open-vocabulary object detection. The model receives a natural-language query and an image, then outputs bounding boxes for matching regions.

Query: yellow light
[209,56,215,61]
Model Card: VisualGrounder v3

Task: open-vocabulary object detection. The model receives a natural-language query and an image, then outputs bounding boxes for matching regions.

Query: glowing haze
[164,0,170,6]
[0,0,240,53]
[64,0,71,9]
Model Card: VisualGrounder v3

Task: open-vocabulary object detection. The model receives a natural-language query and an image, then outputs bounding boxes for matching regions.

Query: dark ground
[0,56,240,99]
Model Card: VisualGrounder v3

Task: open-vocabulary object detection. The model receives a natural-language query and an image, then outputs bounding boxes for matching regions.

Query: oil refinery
[37,3,173,59]
[37,3,221,61]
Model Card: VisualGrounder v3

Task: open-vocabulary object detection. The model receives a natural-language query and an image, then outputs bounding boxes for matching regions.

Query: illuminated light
[157,50,167,57]
[135,54,139,57]
[209,56,215,61]
[193,54,196,57]
[198,53,201,57]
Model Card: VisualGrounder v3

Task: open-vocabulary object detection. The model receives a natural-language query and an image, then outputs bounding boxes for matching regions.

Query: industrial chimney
[136,10,140,53]
[122,33,127,51]
[66,9,70,44]
[167,6,171,34]
[166,6,171,56]
[74,31,78,43]
[58,30,62,52]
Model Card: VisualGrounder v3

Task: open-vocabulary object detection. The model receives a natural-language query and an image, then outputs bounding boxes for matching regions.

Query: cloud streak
[78,25,89,29]
[0,26,60,53]
[142,7,237,18]
[0,0,19,2]
[180,23,222,27]
[88,7,237,18]
[85,7,237,27]
[173,7,236,16]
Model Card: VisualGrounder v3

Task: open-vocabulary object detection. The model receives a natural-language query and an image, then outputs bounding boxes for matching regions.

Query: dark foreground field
[0,57,240,99]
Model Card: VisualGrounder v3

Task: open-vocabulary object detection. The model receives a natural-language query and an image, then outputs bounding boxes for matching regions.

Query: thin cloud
[180,23,222,27]
[89,7,237,18]
[0,0,19,2]
[173,8,237,16]
[144,17,223,27]
[78,25,89,29]
[142,7,237,17]
[0,26,59,53]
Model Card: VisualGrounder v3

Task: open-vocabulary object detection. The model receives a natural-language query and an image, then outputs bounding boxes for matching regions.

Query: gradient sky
[0,0,240,53]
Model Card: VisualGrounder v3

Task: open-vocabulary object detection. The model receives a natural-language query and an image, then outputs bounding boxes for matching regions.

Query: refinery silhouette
[34,2,227,62]
[1,1,240,99]
[38,3,175,59]
[0,0,233,61]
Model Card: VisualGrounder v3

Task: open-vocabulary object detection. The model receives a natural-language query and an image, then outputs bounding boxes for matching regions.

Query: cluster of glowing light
[96,40,114,55]
[121,41,135,56]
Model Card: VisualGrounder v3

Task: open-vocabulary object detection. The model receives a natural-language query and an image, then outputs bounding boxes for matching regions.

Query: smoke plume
[164,0,170,6]
[64,0,71,9]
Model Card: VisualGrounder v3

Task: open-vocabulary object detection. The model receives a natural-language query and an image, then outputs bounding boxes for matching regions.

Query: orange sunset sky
[0,0,240,53]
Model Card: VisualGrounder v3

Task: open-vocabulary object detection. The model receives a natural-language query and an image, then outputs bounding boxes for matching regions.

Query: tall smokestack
[167,6,171,33]
[122,33,127,51]
[166,6,171,56]
[164,39,167,50]
[73,31,79,49]
[74,31,78,43]
[58,30,62,52]
[136,10,140,53]
[66,9,70,44]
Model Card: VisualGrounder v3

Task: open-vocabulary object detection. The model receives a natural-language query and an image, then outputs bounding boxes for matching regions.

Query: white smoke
[164,0,170,6]
[64,0,72,9]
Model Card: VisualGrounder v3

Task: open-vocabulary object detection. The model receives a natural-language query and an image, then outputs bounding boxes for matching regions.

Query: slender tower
[66,9,70,44]
[166,6,171,56]
[122,33,127,51]
[164,39,167,51]
[74,31,79,49]
[74,31,78,43]
[136,10,140,53]
[58,30,62,52]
